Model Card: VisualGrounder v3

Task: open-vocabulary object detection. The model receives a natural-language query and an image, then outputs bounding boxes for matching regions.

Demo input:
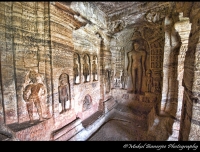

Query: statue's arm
[142,51,146,76]
[23,85,31,102]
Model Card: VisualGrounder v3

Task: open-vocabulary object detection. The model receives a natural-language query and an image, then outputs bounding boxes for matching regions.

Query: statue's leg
[137,68,142,94]
[35,101,43,121]
[132,69,136,93]
[26,102,34,124]
[60,100,65,113]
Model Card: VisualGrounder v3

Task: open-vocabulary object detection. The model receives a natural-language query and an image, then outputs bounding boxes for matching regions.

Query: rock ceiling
[57,1,174,34]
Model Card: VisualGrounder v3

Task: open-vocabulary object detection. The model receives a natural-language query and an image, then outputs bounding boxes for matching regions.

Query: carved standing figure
[127,40,146,94]
[146,69,153,92]
[92,56,98,81]
[23,70,46,124]
[120,70,127,89]
[73,55,80,84]
[58,73,70,113]
[83,55,90,82]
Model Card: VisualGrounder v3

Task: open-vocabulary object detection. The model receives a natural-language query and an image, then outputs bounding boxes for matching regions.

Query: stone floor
[87,99,175,141]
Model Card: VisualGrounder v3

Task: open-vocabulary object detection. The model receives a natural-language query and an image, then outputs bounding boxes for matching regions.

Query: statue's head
[59,73,68,85]
[29,70,40,83]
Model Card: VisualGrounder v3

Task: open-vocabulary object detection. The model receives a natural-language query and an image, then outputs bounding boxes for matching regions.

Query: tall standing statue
[83,55,90,82]
[58,73,71,114]
[127,40,147,94]
[23,70,46,124]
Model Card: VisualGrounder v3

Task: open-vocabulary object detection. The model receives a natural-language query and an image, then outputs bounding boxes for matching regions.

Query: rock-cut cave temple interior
[0,1,200,141]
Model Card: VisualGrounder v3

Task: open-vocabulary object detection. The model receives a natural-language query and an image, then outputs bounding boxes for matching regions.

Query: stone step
[82,111,103,128]
[51,118,83,141]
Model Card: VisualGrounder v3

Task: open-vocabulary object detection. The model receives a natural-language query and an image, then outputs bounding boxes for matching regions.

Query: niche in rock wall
[126,24,164,96]
[58,73,71,114]
[82,94,92,112]
[126,37,148,95]
[82,54,91,83]
[73,53,81,84]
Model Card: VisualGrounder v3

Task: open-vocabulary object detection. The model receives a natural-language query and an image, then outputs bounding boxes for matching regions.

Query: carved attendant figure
[23,70,46,124]
[120,70,127,89]
[58,73,70,113]
[127,40,146,94]
[83,55,90,82]
[146,69,153,92]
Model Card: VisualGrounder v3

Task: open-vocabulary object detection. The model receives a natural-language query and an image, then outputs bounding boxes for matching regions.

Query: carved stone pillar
[167,12,191,141]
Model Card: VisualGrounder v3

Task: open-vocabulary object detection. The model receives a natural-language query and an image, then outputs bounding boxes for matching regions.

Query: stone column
[160,14,180,117]
[167,12,191,141]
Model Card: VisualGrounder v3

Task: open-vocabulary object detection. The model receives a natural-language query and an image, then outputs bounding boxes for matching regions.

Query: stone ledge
[51,118,83,141]
[104,97,118,113]
[82,110,103,129]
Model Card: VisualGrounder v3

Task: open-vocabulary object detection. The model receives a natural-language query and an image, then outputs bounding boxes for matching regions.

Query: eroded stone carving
[92,55,98,81]
[127,39,147,94]
[120,70,127,89]
[23,70,46,124]
[83,54,90,82]
[82,94,92,111]
[153,72,162,94]
[74,53,80,84]
[146,69,153,93]
[58,73,71,114]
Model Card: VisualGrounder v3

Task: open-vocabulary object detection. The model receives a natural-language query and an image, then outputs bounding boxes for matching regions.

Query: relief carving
[145,69,153,92]
[73,53,80,84]
[92,55,98,81]
[105,69,111,93]
[120,70,127,89]
[83,54,90,82]
[82,95,92,111]
[23,70,46,124]
[152,72,162,94]
[127,40,147,94]
[58,73,71,114]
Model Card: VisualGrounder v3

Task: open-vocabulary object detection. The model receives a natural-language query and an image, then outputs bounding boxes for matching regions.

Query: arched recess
[73,53,81,84]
